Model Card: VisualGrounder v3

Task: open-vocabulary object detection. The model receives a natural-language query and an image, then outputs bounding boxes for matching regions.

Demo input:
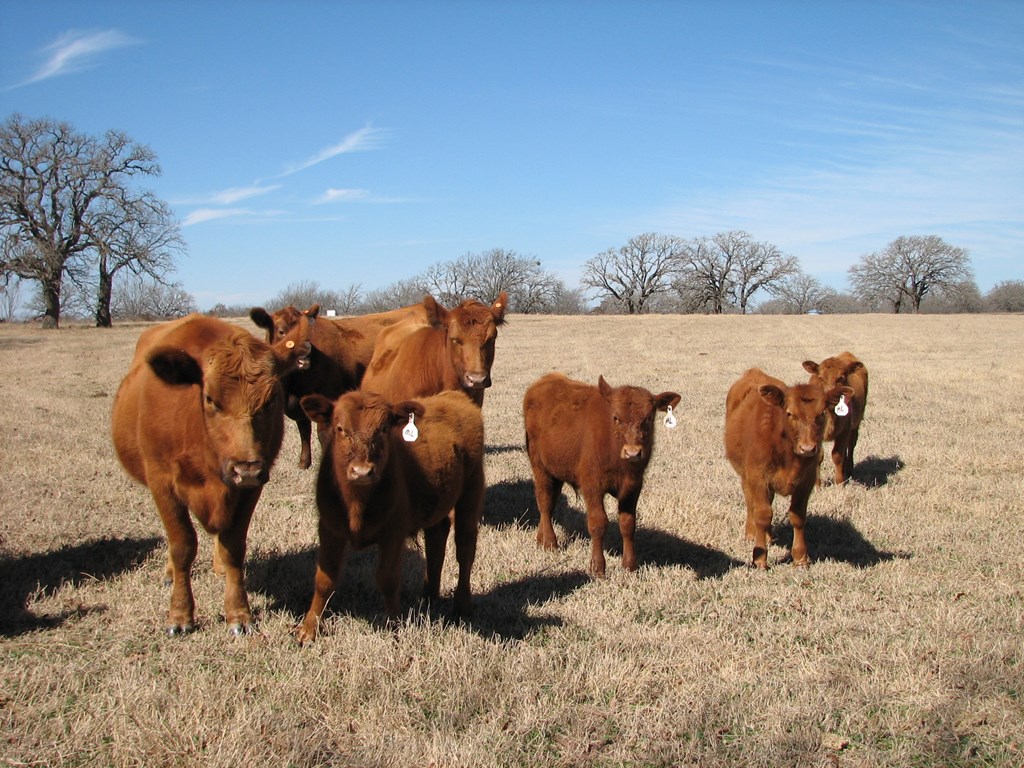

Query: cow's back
[523,373,607,483]
[724,368,783,474]
[362,324,450,403]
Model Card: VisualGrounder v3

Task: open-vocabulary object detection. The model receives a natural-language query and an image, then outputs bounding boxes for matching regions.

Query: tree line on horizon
[3,114,1022,327]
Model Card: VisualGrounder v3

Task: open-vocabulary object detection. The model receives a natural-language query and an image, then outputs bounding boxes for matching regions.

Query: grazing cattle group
[111,297,870,638]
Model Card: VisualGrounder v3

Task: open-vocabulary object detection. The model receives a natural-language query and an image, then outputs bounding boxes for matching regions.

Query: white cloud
[316,188,370,204]
[177,184,281,206]
[281,125,386,176]
[181,208,251,227]
[24,30,140,85]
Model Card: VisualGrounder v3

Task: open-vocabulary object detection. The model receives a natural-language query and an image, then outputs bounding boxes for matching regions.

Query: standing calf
[724,368,852,569]
[296,390,485,642]
[803,352,869,484]
[111,314,309,634]
[523,373,680,577]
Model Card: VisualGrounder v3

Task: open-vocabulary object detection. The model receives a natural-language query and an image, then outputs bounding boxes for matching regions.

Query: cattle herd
[110,294,868,639]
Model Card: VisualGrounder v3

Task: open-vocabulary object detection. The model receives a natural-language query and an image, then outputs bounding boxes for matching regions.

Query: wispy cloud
[177,184,281,207]
[280,125,387,176]
[315,188,370,204]
[20,29,140,86]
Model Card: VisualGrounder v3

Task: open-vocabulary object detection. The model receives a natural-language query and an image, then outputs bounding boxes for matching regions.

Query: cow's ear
[598,375,613,400]
[826,385,854,408]
[845,361,864,376]
[423,295,449,329]
[304,303,321,319]
[801,360,819,375]
[393,400,426,423]
[147,346,203,387]
[654,391,681,412]
[300,394,334,425]
[758,384,785,408]
[250,307,273,332]
[491,291,509,325]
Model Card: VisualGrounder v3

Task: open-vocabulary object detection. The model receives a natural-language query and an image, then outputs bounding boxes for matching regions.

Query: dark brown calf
[250,302,427,468]
[296,389,485,642]
[803,352,869,484]
[361,292,508,407]
[724,368,852,569]
[523,373,680,577]
[111,314,309,634]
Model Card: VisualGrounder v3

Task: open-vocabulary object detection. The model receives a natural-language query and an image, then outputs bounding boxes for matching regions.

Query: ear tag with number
[834,395,849,417]
[402,413,419,442]
[663,405,677,429]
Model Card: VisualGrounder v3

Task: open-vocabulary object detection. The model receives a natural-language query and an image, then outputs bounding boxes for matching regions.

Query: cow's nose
[464,371,490,388]
[348,462,375,482]
[228,460,265,487]
[620,445,644,462]
[795,442,818,457]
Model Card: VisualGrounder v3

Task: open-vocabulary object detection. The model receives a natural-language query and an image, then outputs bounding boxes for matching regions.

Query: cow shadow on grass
[484,479,742,581]
[770,516,910,568]
[851,454,905,487]
[0,536,162,637]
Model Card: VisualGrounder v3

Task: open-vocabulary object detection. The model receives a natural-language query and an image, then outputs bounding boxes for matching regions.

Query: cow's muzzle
[225,460,267,488]
[463,371,491,389]
[620,444,645,463]
[347,461,377,484]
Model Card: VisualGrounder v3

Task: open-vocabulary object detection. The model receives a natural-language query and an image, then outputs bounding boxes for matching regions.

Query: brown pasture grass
[2,313,1023,767]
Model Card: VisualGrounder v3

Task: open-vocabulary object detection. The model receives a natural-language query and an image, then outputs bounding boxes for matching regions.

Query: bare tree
[421,259,473,307]
[771,272,832,314]
[0,274,23,321]
[0,115,164,328]
[90,192,185,327]
[673,234,734,314]
[850,235,972,314]
[986,280,1024,313]
[267,280,341,312]
[581,233,683,314]
[361,277,429,313]
[728,235,799,314]
[112,272,196,320]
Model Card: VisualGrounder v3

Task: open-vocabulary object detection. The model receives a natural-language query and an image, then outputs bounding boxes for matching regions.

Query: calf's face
[427,292,507,391]
[802,357,863,392]
[598,376,681,463]
[759,382,853,457]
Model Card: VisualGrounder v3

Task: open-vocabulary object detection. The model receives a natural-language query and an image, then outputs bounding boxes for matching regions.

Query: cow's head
[249,304,319,370]
[423,291,508,392]
[598,375,681,464]
[802,355,863,393]
[146,333,309,487]
[301,391,424,536]
[758,381,853,458]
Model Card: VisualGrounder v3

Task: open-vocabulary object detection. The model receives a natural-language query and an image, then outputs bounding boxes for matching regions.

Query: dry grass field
[2,312,1022,767]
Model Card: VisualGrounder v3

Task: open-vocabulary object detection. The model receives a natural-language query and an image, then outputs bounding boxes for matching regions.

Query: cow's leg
[742,479,774,569]
[375,535,405,621]
[617,485,642,572]
[831,437,847,485]
[296,414,313,470]
[152,487,198,634]
[531,465,563,551]
[583,489,609,578]
[422,516,451,606]
[452,476,484,616]
[845,425,860,482]
[297,517,348,644]
[213,489,259,634]
[788,483,814,567]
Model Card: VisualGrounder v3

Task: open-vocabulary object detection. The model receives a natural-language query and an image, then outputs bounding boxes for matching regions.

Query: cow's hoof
[227,621,255,636]
[166,622,194,637]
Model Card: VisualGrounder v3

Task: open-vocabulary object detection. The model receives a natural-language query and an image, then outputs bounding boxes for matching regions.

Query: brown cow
[296,389,485,642]
[360,292,508,407]
[724,368,852,569]
[523,373,681,577]
[249,302,428,468]
[803,352,869,484]
[111,314,310,635]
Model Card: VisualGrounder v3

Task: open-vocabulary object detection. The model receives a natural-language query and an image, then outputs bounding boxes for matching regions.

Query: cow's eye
[205,394,219,411]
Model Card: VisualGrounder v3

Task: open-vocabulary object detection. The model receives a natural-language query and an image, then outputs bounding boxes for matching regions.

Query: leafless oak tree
[850,235,972,313]
[582,233,683,314]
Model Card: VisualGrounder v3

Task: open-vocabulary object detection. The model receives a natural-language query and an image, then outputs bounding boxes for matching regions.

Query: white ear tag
[663,405,677,429]
[834,395,849,417]
[402,413,419,442]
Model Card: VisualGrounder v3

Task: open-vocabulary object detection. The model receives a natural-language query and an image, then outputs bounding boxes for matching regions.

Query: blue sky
[2,1,1022,309]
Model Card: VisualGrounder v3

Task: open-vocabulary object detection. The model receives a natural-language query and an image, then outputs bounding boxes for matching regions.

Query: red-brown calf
[803,351,869,484]
[724,368,852,569]
[111,314,310,634]
[361,292,508,407]
[523,373,680,577]
[296,389,485,642]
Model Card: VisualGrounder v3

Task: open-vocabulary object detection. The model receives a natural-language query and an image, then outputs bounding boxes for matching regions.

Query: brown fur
[724,368,852,569]
[296,389,485,642]
[249,302,428,468]
[360,293,508,407]
[523,372,681,577]
[110,314,310,634]
[802,351,869,484]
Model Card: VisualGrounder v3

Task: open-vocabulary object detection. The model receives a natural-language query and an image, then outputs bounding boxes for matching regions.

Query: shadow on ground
[0,536,162,637]
[851,454,905,487]
[770,515,911,568]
